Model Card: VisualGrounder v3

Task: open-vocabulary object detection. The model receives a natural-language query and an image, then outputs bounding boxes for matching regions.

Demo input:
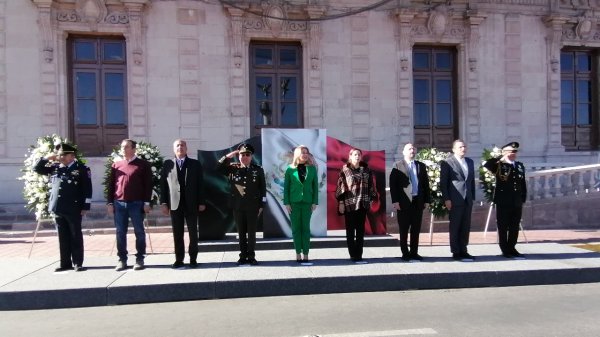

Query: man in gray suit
[440,139,476,261]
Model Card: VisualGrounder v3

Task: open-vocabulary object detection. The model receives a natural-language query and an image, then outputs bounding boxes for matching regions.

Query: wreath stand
[28,217,57,258]
[109,216,155,255]
[428,213,449,245]
[483,203,528,243]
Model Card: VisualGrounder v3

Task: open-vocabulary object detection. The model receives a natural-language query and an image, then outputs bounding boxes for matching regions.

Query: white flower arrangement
[416,147,451,218]
[18,134,87,220]
[102,141,164,206]
[479,146,502,203]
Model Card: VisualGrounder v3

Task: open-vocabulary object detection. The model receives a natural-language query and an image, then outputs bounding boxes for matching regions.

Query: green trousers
[290,202,312,254]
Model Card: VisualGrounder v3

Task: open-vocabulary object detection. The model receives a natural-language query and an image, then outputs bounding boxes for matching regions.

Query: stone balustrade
[527,164,600,200]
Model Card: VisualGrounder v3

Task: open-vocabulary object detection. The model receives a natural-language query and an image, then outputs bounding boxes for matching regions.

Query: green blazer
[283,165,319,205]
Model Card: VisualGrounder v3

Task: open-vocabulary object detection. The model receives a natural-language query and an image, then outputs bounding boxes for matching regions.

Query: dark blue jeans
[114,200,146,262]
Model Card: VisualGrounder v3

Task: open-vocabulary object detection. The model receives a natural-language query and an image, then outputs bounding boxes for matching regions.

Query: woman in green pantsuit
[284,145,318,263]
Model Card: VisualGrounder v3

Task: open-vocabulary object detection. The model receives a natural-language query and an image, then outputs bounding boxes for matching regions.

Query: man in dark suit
[389,143,431,261]
[483,142,527,259]
[440,139,476,261]
[33,143,92,272]
[217,143,266,266]
[160,139,206,268]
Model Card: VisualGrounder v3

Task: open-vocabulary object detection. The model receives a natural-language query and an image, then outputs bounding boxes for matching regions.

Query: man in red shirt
[107,139,152,271]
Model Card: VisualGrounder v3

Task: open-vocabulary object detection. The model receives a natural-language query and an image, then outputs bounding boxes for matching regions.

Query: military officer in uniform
[483,142,527,259]
[217,143,266,265]
[33,143,92,272]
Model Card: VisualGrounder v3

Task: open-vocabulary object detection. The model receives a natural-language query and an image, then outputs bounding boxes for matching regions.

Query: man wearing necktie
[440,139,476,261]
[160,139,206,268]
[483,142,527,259]
[389,143,431,261]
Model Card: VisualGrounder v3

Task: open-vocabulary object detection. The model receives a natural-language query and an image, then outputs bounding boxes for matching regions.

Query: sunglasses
[504,150,518,154]
[240,153,252,157]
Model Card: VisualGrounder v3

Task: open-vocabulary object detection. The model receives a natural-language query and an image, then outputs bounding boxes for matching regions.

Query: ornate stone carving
[263,4,285,37]
[243,18,266,30]
[105,12,129,24]
[400,57,409,71]
[75,0,108,24]
[128,11,143,64]
[38,6,54,63]
[550,58,559,72]
[427,5,449,40]
[57,10,79,22]
[575,11,594,40]
[288,21,308,31]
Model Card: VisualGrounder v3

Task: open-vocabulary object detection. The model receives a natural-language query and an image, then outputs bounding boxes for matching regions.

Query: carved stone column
[465,11,487,147]
[32,0,61,136]
[224,6,247,142]
[393,9,416,149]
[543,15,569,157]
[350,14,370,149]
[306,5,325,129]
[123,1,149,140]
[504,14,523,144]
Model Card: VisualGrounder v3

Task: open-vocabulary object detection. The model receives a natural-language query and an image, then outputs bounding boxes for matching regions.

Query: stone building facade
[1,0,599,204]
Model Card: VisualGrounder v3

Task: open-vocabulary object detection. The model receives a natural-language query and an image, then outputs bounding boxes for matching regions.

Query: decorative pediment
[75,0,107,24]
[427,5,449,39]
[560,10,600,42]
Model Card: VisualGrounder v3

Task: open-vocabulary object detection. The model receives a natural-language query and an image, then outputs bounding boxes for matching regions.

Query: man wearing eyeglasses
[33,143,92,272]
[217,143,266,266]
[483,142,527,259]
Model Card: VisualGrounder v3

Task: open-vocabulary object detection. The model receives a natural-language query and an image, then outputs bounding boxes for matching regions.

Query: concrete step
[1,242,599,310]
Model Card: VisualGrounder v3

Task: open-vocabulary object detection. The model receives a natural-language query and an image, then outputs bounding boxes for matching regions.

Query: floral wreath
[479,146,502,203]
[102,141,164,206]
[18,134,87,220]
[415,147,451,218]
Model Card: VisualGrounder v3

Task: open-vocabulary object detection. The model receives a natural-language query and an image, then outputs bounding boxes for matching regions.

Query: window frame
[68,36,128,156]
[560,48,599,151]
[249,42,303,136]
[412,46,458,151]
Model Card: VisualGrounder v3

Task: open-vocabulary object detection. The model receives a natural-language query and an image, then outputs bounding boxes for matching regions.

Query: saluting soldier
[483,142,527,259]
[217,143,266,265]
[33,143,92,272]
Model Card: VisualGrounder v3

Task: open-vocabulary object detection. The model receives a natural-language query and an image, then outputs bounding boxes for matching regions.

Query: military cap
[55,143,77,154]
[501,142,519,151]
[237,143,254,154]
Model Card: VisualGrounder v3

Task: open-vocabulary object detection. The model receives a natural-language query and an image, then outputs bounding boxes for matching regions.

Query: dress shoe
[502,253,514,259]
[512,251,526,260]
[172,261,185,269]
[133,260,145,271]
[54,266,74,272]
[115,260,127,271]
[410,253,424,261]
[452,253,461,261]
[189,261,198,268]
[400,255,410,262]
[237,258,247,265]
[461,253,475,262]
[74,265,85,272]
[248,258,258,266]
